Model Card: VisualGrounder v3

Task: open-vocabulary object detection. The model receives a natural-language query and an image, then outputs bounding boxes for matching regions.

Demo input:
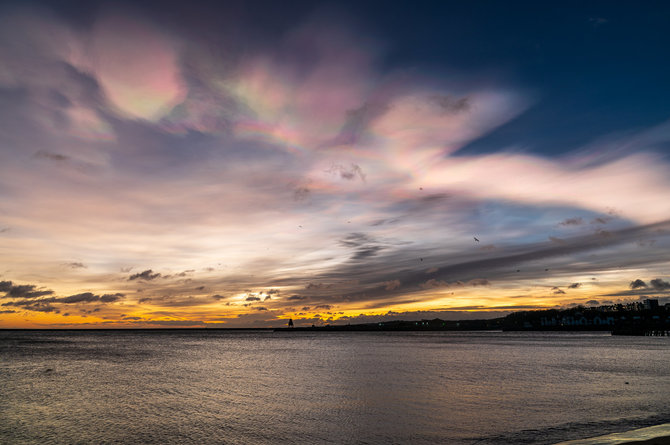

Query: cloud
[585,300,600,306]
[0,310,16,313]
[26,304,59,313]
[630,279,648,289]
[35,151,69,161]
[333,310,512,325]
[6,291,124,308]
[430,95,471,113]
[305,283,332,290]
[57,292,101,303]
[245,296,261,301]
[144,319,206,327]
[1,5,670,327]
[0,281,54,299]
[650,278,670,290]
[339,233,385,260]
[128,270,161,281]
[326,163,366,181]
[351,246,384,260]
[418,278,487,290]
[568,283,581,289]
[560,218,583,226]
[65,262,87,269]
[82,11,185,121]
[591,217,612,225]
[100,293,124,303]
[138,297,152,303]
[287,295,307,301]
[305,220,670,304]
[369,218,400,227]
[3,298,59,313]
[293,186,310,201]
[420,150,670,225]
[384,280,401,290]
[420,279,449,289]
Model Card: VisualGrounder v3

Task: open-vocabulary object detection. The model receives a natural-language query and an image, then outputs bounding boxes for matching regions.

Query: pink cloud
[229,23,378,150]
[418,150,670,224]
[80,11,185,121]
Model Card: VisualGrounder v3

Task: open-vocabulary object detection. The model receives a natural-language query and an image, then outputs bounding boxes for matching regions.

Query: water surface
[1,330,669,444]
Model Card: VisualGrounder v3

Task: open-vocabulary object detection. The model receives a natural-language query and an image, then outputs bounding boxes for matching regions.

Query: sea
[1,330,669,445]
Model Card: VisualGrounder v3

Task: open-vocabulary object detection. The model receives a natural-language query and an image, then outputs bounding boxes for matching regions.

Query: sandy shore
[617,437,670,445]
[555,424,670,445]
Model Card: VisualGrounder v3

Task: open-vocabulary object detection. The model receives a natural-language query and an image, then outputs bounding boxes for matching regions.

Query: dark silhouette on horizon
[276,299,669,336]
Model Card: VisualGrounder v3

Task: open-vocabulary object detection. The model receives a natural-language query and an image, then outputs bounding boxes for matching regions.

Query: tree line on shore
[282,299,670,334]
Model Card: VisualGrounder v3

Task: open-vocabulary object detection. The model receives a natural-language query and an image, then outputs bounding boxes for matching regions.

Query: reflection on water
[1,331,669,444]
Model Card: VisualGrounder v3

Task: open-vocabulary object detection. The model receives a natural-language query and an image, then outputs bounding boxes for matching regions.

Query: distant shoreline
[0,327,276,331]
[1,327,501,332]
[2,302,667,334]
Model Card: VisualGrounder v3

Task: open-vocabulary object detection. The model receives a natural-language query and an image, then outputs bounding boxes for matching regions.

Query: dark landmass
[276,317,503,332]
[2,300,668,336]
[278,299,670,336]
[500,299,670,335]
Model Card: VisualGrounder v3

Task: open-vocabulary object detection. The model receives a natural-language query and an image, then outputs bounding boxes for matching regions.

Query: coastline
[555,424,670,445]
[619,438,670,445]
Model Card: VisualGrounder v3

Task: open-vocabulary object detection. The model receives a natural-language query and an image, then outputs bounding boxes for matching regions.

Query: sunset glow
[1,2,670,328]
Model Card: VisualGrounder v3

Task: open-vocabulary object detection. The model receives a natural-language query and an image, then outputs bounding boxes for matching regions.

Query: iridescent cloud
[0,5,669,328]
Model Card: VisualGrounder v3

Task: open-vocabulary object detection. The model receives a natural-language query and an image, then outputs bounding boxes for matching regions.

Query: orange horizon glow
[1,6,670,329]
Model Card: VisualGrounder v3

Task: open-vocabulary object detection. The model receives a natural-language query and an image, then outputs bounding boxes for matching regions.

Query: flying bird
[474,237,479,242]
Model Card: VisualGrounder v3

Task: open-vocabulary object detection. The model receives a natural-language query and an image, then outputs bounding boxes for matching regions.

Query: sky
[1,0,670,328]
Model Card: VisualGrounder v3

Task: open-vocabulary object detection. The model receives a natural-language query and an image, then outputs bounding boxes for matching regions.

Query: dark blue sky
[345,1,670,156]
[120,0,670,156]
[32,0,670,159]
[217,0,663,156]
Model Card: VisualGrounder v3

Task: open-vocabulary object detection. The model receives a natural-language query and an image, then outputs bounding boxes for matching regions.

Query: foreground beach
[620,438,670,445]
[556,424,670,445]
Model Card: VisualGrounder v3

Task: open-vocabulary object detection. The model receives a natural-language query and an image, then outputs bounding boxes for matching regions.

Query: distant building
[540,317,557,327]
[593,315,615,326]
[644,299,659,310]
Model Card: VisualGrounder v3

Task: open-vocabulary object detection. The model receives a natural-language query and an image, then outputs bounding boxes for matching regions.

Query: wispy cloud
[1,4,669,327]
[128,270,161,281]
